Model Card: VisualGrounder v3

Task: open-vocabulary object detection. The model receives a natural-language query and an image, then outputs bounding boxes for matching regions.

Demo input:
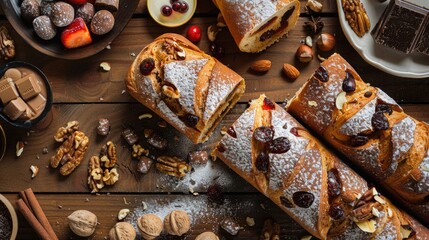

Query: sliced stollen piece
[213,95,429,239]
[212,0,300,53]
[287,53,429,225]
[125,33,245,143]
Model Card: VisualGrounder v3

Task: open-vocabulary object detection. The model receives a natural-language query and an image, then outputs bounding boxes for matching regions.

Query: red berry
[172,2,182,11]
[179,1,189,13]
[186,25,202,43]
[161,5,172,16]
[170,0,179,3]
[263,97,275,110]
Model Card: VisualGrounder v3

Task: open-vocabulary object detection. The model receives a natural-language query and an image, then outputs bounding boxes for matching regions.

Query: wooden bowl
[0,0,139,60]
[0,194,18,240]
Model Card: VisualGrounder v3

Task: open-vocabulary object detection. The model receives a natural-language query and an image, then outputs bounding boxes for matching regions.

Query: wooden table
[1,0,429,239]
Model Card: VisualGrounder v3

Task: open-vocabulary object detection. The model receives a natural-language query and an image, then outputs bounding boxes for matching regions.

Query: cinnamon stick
[23,188,58,240]
[16,199,52,240]
[19,191,32,213]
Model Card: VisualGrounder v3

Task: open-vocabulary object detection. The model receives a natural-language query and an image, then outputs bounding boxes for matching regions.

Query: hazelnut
[137,214,163,240]
[316,33,336,52]
[164,210,191,236]
[109,222,136,240]
[68,210,97,237]
[195,231,219,240]
[295,45,313,63]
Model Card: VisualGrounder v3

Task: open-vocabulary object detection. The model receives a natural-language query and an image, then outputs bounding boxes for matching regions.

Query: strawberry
[61,17,92,49]
[65,0,88,5]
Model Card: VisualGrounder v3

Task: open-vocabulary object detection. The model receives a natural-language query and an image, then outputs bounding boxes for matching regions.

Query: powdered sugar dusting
[339,98,376,136]
[164,59,209,114]
[415,149,429,193]
[220,109,256,174]
[376,88,402,110]
[157,101,187,131]
[390,117,416,172]
[331,222,371,240]
[269,109,309,190]
[135,76,158,108]
[339,142,382,178]
[375,218,399,240]
[335,160,368,196]
[283,149,322,231]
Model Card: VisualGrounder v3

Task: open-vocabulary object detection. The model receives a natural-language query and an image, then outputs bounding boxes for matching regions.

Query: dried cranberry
[181,114,199,127]
[253,126,274,143]
[312,66,329,82]
[350,135,369,147]
[327,168,342,200]
[364,91,372,98]
[260,30,275,42]
[161,5,172,16]
[375,104,392,115]
[139,58,155,75]
[267,137,291,154]
[179,1,188,13]
[328,204,345,220]
[342,71,356,92]
[292,191,315,208]
[255,151,269,173]
[172,2,182,11]
[227,126,237,138]
[372,111,389,130]
[217,144,226,153]
[290,127,300,137]
[263,97,275,110]
[207,184,224,205]
[280,196,294,208]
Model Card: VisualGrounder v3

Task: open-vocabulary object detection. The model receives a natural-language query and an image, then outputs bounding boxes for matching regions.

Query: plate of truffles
[0,0,139,59]
[337,0,429,78]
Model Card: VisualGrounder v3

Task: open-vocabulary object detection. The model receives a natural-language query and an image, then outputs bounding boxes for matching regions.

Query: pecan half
[156,156,191,178]
[50,132,75,168]
[100,141,117,168]
[342,0,370,37]
[0,26,15,60]
[60,131,89,176]
[54,121,79,142]
[350,188,384,223]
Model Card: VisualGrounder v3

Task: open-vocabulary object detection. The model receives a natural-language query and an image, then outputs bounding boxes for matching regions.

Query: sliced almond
[301,236,313,240]
[421,165,429,172]
[400,226,412,238]
[16,141,24,157]
[117,208,130,221]
[307,0,323,12]
[387,207,393,218]
[138,113,153,120]
[335,91,347,110]
[371,207,380,218]
[372,188,378,196]
[100,62,111,71]
[374,195,386,205]
[356,219,376,233]
[30,165,39,178]
[246,217,255,227]
[308,100,318,107]
[305,36,313,47]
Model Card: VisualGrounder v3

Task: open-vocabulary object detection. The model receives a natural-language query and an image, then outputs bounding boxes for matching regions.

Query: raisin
[181,114,199,127]
[328,204,345,220]
[263,97,275,110]
[364,91,372,98]
[328,168,342,200]
[290,127,300,137]
[207,184,224,205]
[293,191,315,208]
[217,144,226,153]
[139,58,155,75]
[342,71,356,92]
[312,66,329,82]
[227,126,237,138]
[280,196,294,208]
[350,135,369,147]
[267,137,291,154]
[260,30,275,42]
[372,111,389,130]
[375,103,392,115]
[253,126,274,143]
[255,151,269,173]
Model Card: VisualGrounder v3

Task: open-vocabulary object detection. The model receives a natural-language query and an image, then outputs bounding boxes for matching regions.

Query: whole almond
[282,63,300,80]
[250,60,271,72]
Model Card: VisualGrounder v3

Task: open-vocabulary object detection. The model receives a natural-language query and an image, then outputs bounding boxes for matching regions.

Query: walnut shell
[164,210,190,236]
[68,210,97,237]
[137,214,163,240]
[195,231,219,240]
[109,222,136,240]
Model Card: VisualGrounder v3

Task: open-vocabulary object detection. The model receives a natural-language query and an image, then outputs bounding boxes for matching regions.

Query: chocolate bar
[372,0,429,55]
[0,78,19,105]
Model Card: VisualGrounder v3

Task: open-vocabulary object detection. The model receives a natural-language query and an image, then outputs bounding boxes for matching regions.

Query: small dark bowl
[0,0,139,60]
[0,61,53,129]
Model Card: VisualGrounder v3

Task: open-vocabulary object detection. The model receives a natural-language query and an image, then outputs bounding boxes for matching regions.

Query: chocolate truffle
[33,15,57,40]
[90,10,115,35]
[20,0,41,22]
[40,1,54,17]
[76,3,95,24]
[51,1,75,27]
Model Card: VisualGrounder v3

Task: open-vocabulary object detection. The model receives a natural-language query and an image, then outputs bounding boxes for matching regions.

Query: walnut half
[0,26,15,60]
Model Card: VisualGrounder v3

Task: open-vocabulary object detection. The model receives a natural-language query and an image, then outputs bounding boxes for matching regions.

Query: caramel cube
[27,94,46,113]
[15,74,41,100]
[3,97,27,120]
[0,78,19,105]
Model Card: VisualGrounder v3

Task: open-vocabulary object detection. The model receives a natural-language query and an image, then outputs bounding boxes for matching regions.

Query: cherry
[170,0,179,3]
[179,1,189,13]
[161,5,172,17]
[172,2,182,11]
[186,25,202,43]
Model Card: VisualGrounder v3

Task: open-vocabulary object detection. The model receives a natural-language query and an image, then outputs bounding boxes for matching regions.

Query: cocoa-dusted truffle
[164,210,190,236]
[40,1,54,17]
[33,15,57,40]
[137,214,163,240]
[76,3,95,25]
[51,1,75,27]
[90,10,115,35]
[20,0,40,22]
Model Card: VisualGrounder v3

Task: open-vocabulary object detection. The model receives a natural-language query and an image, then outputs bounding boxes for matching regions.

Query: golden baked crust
[125,33,245,143]
[214,95,429,239]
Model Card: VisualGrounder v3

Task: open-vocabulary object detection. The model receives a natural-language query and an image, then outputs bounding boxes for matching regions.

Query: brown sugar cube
[95,0,119,12]
[0,78,19,105]
[15,74,41,100]
[3,97,27,120]
[27,93,46,114]
[3,68,22,82]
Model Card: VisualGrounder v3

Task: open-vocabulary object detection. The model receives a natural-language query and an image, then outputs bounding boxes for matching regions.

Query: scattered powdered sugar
[157,101,187,132]
[390,117,416,173]
[136,76,158,108]
[376,88,401,110]
[338,142,383,179]
[335,159,368,197]
[375,218,399,240]
[415,149,429,193]
[164,59,209,115]
[339,98,376,136]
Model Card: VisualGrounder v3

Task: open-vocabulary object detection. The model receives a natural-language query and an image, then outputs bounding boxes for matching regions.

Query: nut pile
[87,141,120,193]
[50,121,90,176]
